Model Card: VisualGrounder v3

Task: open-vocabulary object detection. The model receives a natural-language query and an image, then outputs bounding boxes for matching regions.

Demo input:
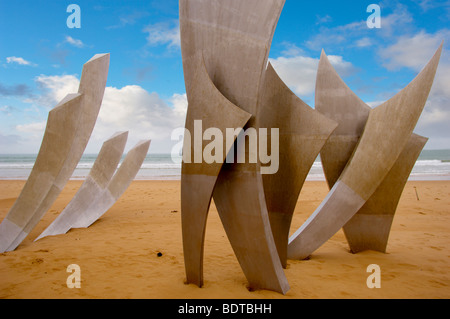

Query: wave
[0,157,449,180]
[0,159,448,169]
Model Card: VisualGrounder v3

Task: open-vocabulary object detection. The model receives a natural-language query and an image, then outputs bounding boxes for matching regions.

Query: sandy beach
[0,179,449,299]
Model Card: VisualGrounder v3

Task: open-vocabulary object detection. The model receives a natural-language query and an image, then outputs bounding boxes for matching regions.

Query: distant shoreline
[0,150,449,181]
[1,174,450,182]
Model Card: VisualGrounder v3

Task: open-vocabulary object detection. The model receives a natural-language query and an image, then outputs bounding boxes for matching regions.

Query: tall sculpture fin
[71,139,151,229]
[35,131,129,241]
[213,161,290,294]
[315,50,371,188]
[180,0,285,114]
[180,0,290,294]
[0,54,110,252]
[315,51,430,254]
[181,53,252,288]
[343,133,428,253]
[0,93,82,252]
[257,62,338,267]
[288,43,443,260]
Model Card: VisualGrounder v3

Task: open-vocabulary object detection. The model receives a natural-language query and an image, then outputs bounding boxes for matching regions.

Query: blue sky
[1,0,449,154]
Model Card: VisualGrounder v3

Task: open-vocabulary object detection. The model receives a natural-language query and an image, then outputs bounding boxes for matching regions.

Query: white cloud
[326,55,357,76]
[16,121,46,134]
[33,74,80,108]
[305,21,366,51]
[304,4,414,51]
[378,5,414,36]
[169,93,188,117]
[65,36,85,48]
[412,0,450,12]
[416,69,450,148]
[270,54,356,98]
[106,11,149,30]
[6,56,35,66]
[379,30,448,71]
[15,74,187,153]
[316,14,333,25]
[280,43,306,57]
[269,56,318,97]
[91,86,187,153]
[355,37,373,48]
[378,30,450,149]
[143,21,180,49]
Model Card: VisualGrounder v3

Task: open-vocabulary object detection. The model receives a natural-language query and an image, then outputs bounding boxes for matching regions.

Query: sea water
[0,150,449,181]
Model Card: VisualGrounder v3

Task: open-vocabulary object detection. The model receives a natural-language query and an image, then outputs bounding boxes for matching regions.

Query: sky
[0,0,449,154]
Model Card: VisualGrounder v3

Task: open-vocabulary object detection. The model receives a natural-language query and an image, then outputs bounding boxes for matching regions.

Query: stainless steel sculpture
[35,131,129,241]
[258,63,338,267]
[288,44,443,260]
[0,0,441,296]
[0,54,110,253]
[315,51,429,253]
[180,0,342,294]
[180,0,291,294]
[180,53,252,289]
[315,50,371,188]
[343,133,428,253]
[70,139,151,229]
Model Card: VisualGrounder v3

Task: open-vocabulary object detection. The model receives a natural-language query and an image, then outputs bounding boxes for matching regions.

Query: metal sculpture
[70,139,151,229]
[288,44,443,260]
[0,1,441,297]
[180,0,291,294]
[315,51,429,253]
[315,50,372,188]
[180,52,252,289]
[35,131,129,241]
[180,0,340,294]
[343,133,428,253]
[0,54,110,252]
[258,63,338,267]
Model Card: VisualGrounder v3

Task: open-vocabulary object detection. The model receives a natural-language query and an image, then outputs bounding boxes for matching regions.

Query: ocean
[0,150,449,181]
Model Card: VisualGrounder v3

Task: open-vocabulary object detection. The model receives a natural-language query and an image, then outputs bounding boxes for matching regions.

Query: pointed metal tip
[54,93,82,108]
[319,49,331,66]
[320,49,328,60]
[87,53,110,63]
[436,41,444,55]
[127,139,151,155]
[137,139,152,148]
[110,131,129,139]
[103,131,129,145]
